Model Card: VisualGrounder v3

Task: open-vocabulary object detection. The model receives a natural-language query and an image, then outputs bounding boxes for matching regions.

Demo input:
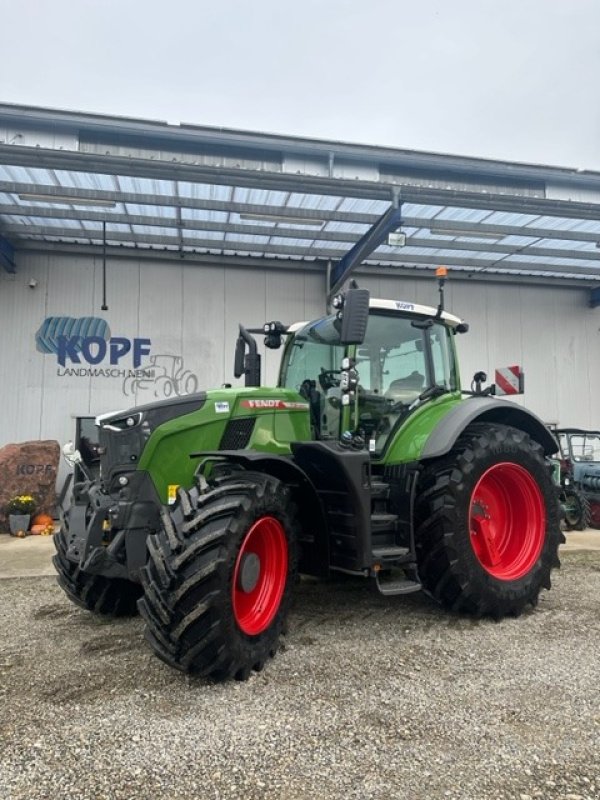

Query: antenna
[435,266,447,318]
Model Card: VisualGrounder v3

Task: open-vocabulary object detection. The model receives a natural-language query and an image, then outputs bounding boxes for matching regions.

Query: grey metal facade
[1,251,597,455]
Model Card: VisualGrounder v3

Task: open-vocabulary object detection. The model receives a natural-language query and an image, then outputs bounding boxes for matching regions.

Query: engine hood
[96,392,207,434]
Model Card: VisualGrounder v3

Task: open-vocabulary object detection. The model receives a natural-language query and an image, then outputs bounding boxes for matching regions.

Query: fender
[421,396,558,459]
[193,450,330,577]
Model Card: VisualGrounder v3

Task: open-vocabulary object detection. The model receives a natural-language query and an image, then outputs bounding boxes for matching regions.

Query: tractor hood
[96,392,207,434]
[95,387,312,503]
[94,393,207,490]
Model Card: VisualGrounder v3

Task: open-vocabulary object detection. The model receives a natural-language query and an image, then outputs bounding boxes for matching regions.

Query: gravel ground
[0,552,599,800]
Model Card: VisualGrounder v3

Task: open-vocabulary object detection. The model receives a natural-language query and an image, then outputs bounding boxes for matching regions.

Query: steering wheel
[386,397,409,413]
[318,368,341,392]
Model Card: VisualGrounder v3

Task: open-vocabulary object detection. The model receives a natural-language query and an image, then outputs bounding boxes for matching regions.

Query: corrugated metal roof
[2,103,600,285]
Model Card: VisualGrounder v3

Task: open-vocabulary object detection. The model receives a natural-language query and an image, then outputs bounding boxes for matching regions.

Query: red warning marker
[494,365,524,395]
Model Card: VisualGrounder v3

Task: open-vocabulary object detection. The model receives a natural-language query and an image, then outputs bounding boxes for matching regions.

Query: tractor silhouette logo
[122,354,199,398]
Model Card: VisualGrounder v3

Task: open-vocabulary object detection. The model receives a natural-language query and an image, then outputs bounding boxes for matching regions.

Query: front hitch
[63,483,130,579]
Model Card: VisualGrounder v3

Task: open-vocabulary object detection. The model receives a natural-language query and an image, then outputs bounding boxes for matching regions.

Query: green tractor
[55,280,562,681]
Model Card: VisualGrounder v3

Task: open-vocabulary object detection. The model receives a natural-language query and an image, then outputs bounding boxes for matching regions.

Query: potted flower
[6,495,37,535]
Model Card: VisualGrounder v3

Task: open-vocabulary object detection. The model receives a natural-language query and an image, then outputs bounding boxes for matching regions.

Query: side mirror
[234,336,245,378]
[472,371,488,394]
[337,288,370,345]
[233,325,261,387]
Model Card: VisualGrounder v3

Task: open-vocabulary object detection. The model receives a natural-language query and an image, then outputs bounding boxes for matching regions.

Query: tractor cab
[278,299,463,454]
[557,427,600,495]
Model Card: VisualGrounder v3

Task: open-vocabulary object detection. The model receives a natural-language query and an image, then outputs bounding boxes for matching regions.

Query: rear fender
[421,397,558,459]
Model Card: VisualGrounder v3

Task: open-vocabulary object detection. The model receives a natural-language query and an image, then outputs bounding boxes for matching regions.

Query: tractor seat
[385,371,425,405]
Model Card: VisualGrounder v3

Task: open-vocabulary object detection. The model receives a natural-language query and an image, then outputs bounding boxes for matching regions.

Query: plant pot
[9,514,31,534]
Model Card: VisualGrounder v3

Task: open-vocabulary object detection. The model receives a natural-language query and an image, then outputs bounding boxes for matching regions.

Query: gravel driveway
[1,551,598,800]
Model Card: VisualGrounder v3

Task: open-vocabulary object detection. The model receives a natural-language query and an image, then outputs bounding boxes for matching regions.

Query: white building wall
[0,252,598,454]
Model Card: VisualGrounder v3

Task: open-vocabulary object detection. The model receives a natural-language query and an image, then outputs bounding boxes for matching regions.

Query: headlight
[102,412,143,431]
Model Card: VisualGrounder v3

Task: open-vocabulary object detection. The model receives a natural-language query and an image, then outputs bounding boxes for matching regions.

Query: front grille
[98,426,145,486]
[219,418,255,450]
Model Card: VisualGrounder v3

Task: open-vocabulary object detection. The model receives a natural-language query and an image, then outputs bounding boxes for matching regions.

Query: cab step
[370,512,398,535]
[375,572,422,596]
[370,481,390,500]
[372,545,410,560]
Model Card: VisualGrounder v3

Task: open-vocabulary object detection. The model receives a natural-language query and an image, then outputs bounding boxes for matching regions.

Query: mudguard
[194,450,330,576]
[421,396,558,459]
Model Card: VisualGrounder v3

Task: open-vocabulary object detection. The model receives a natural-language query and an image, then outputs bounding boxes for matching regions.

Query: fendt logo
[35,316,153,378]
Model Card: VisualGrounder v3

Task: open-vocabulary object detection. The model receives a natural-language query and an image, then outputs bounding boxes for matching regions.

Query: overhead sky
[1,0,599,170]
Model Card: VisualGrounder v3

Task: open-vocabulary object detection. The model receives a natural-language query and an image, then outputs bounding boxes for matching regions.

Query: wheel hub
[237,552,261,593]
[232,515,288,636]
[469,462,546,581]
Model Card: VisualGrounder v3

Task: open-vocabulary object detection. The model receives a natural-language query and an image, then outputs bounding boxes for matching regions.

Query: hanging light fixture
[101,220,108,311]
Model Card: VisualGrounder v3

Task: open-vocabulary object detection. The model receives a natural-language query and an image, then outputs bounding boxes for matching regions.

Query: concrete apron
[1,528,600,580]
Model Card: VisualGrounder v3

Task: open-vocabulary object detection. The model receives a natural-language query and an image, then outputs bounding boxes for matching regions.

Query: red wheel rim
[232,516,288,635]
[469,462,546,580]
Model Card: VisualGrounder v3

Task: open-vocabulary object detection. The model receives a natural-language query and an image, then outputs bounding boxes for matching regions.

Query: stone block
[0,440,60,529]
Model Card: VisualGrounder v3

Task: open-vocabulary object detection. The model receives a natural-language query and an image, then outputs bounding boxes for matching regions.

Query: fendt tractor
[55,273,562,682]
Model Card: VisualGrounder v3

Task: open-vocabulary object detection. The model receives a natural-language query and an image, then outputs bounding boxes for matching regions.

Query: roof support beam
[410,218,600,244]
[328,202,404,296]
[2,207,599,262]
[15,239,600,288]
[0,196,600,244]
[2,144,600,219]
[11,223,600,278]
[0,231,15,272]
[2,184,599,245]
[0,181,377,224]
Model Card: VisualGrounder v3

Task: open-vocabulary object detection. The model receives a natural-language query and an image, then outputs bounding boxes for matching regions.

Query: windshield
[280,311,458,444]
[357,313,457,398]
[566,433,600,462]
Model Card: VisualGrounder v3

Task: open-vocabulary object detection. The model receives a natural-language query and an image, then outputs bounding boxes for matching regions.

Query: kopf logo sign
[36,316,151,368]
[56,334,151,367]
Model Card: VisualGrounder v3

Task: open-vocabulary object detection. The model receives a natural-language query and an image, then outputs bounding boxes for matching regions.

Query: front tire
[415,423,562,618]
[53,526,142,616]
[138,474,299,681]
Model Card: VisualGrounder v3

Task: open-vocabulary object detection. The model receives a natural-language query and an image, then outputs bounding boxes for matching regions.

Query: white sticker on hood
[215,401,230,413]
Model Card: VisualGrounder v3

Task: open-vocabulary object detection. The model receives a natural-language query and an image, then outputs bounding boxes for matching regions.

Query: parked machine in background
[556,428,600,529]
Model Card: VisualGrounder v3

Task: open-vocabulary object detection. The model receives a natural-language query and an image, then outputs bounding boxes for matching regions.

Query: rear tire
[415,423,562,618]
[138,474,299,681]
[53,526,142,616]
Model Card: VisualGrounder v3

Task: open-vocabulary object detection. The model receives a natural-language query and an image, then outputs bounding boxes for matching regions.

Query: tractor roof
[288,298,463,333]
